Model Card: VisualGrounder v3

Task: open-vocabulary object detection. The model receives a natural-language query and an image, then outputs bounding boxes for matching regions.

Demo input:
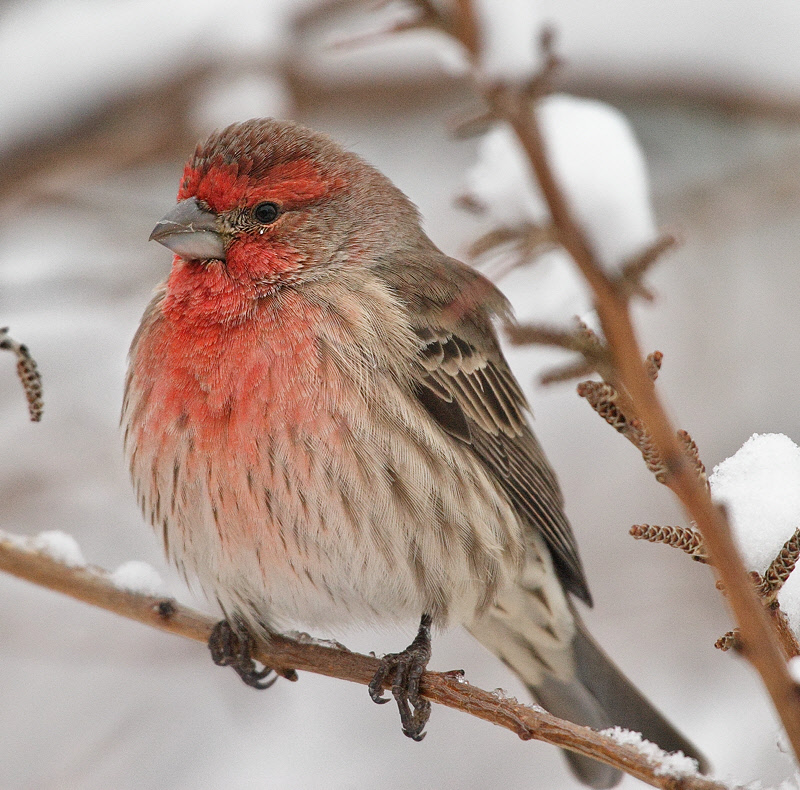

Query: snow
[463,94,657,271]
[709,434,800,572]
[601,726,700,779]
[2,528,165,592]
[0,529,27,549]
[109,560,165,596]
[473,0,547,83]
[788,657,800,685]
[709,433,800,634]
[30,530,86,568]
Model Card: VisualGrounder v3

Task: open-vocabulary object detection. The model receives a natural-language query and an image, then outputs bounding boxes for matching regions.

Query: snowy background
[2,1,800,788]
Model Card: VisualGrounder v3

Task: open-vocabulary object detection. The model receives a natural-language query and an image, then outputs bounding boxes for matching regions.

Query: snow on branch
[0,530,728,790]
[601,727,701,780]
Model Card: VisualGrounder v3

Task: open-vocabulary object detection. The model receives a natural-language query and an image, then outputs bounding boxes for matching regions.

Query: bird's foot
[368,614,433,741]
[209,619,296,689]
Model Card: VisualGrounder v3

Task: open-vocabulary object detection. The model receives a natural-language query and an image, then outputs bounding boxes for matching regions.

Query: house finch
[123,118,705,787]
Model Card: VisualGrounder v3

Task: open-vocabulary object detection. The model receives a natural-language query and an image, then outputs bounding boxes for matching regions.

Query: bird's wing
[411,323,592,606]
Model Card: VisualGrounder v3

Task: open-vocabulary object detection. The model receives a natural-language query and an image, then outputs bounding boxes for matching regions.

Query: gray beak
[149,197,226,261]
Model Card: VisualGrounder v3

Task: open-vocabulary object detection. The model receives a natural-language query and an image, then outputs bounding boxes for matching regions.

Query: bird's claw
[209,619,291,689]
[368,615,432,741]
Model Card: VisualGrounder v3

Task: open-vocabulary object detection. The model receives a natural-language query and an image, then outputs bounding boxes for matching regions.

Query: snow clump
[709,433,800,634]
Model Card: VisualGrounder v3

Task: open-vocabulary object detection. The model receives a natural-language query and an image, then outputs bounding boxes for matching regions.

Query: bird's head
[150,118,422,296]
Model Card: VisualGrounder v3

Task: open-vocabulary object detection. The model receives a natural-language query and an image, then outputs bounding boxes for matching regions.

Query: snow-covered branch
[0,530,727,790]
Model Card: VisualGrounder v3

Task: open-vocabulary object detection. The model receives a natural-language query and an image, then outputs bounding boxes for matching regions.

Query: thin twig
[540,358,596,386]
[761,529,800,605]
[506,319,615,384]
[715,630,741,653]
[615,233,679,302]
[630,524,708,563]
[0,327,43,421]
[467,222,556,262]
[0,534,726,790]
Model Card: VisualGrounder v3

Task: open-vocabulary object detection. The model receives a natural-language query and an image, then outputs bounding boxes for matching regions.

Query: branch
[430,0,800,763]
[0,533,726,790]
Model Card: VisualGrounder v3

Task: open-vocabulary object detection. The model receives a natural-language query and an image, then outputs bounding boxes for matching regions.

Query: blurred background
[2,1,800,788]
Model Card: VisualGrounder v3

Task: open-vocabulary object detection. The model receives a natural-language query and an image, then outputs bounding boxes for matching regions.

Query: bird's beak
[149,197,226,261]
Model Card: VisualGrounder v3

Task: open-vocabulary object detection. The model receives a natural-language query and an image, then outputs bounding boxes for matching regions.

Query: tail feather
[467,536,707,787]
[570,615,709,771]
[532,675,621,788]
[468,597,624,788]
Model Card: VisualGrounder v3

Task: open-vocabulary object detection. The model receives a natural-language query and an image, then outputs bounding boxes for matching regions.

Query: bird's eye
[253,202,280,224]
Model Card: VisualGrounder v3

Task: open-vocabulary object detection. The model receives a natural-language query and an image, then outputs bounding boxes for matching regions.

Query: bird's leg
[208,619,291,689]
[368,614,433,741]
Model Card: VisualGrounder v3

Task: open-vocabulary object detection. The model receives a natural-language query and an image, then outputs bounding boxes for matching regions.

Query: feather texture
[125,118,707,786]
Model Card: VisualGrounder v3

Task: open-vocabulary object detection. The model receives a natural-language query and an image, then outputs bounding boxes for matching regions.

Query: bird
[123,117,706,787]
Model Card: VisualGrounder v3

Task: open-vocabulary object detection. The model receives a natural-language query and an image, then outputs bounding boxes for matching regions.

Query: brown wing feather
[371,250,590,603]
[413,325,592,605]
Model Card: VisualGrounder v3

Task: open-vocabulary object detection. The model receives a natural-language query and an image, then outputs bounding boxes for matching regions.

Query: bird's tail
[467,549,707,787]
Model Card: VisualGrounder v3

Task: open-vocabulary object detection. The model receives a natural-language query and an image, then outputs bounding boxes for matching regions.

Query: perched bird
[123,118,705,787]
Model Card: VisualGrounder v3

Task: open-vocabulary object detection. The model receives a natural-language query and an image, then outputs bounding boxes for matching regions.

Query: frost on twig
[0,529,86,568]
[601,727,700,780]
[0,327,43,421]
[0,528,166,597]
[109,560,166,596]
[714,530,800,657]
[709,435,800,577]
[629,520,800,657]
[632,444,800,657]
